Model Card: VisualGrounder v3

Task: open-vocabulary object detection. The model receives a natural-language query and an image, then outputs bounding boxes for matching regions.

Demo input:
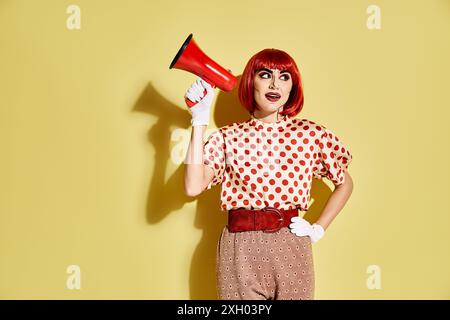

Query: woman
[184,48,353,300]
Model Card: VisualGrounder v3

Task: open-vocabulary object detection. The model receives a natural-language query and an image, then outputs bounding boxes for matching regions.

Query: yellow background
[1,0,449,299]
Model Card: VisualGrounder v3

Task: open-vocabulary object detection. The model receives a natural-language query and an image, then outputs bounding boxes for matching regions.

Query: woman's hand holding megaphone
[185,77,215,126]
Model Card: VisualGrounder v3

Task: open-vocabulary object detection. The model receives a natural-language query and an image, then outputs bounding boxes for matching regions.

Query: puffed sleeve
[313,125,353,186]
[203,129,226,190]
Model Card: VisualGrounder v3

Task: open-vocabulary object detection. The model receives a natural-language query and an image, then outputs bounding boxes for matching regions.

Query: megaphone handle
[185,78,216,108]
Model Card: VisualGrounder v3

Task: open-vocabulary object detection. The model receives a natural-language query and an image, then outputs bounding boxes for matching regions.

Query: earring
[277,107,284,120]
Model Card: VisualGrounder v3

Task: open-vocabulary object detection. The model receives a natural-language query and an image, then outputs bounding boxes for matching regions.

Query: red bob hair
[238,48,304,118]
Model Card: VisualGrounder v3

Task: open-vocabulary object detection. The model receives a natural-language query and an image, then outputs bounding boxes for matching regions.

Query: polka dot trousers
[216,226,315,300]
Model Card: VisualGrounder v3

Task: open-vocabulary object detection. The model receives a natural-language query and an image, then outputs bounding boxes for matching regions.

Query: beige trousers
[216,226,315,300]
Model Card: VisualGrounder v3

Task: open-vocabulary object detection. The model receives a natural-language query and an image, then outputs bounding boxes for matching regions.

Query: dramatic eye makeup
[257,68,291,81]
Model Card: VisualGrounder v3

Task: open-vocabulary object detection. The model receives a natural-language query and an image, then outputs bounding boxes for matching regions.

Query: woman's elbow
[184,185,202,197]
[338,170,354,191]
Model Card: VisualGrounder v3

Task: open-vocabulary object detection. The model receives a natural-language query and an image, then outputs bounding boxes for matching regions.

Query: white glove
[289,217,325,243]
[185,77,215,126]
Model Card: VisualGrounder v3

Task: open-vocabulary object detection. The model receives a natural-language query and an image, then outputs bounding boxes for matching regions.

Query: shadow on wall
[132,74,334,299]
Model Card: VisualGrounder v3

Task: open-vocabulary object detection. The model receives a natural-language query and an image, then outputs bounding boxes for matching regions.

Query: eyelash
[259,72,290,81]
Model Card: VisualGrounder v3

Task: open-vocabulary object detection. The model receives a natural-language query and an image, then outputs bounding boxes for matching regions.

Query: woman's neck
[252,110,286,123]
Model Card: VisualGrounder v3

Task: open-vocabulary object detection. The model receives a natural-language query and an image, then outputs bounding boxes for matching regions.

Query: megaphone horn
[169,33,237,107]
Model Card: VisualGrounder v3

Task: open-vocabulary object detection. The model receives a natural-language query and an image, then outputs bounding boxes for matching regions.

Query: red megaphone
[169,33,237,107]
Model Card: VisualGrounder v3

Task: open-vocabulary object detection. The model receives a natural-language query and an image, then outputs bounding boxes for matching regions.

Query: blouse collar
[248,114,289,127]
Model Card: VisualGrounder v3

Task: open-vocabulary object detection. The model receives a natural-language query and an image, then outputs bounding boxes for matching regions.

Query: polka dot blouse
[203,116,353,212]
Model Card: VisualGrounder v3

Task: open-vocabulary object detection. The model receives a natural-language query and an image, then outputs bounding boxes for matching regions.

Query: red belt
[227,207,299,233]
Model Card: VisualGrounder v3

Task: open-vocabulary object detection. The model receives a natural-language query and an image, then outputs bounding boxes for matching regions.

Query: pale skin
[184,68,353,231]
